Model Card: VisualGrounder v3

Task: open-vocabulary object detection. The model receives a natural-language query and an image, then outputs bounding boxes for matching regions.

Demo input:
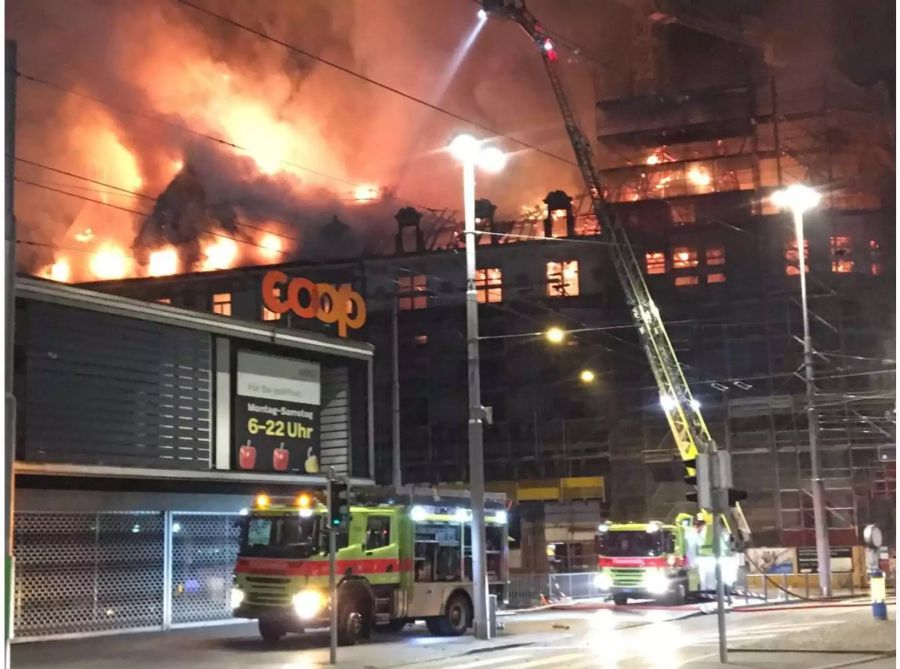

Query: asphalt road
[11,601,895,669]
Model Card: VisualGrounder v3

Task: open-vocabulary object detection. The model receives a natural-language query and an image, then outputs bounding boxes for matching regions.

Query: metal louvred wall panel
[13,512,164,638]
[170,514,241,624]
[24,303,212,469]
[319,366,350,476]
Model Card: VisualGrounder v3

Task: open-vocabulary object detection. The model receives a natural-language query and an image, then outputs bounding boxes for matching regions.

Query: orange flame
[42,258,71,283]
[89,245,128,280]
[148,246,179,276]
[259,233,283,260]
[201,237,238,271]
[354,185,379,202]
[687,167,711,187]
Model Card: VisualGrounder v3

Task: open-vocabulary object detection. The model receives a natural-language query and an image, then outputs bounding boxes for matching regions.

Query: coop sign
[261,270,367,337]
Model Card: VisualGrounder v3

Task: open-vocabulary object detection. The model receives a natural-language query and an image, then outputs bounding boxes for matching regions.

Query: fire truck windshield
[240,514,321,558]
[597,530,674,557]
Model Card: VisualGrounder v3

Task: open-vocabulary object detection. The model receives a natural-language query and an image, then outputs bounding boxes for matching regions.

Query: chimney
[543,190,575,237]
[394,207,424,253]
[475,198,498,245]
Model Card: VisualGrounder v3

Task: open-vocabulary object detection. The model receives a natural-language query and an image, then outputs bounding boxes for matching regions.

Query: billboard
[234,351,321,474]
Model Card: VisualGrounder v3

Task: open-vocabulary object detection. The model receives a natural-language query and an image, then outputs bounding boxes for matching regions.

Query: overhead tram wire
[14,177,289,257]
[173,0,579,169]
[10,70,444,216]
[20,168,889,390]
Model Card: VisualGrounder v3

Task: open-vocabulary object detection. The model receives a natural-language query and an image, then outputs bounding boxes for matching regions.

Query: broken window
[706,245,725,266]
[671,246,698,269]
[830,235,853,273]
[398,275,428,310]
[645,251,666,275]
[675,275,699,287]
[546,261,580,297]
[476,268,503,303]
[212,292,232,316]
[870,239,883,276]
[785,239,809,275]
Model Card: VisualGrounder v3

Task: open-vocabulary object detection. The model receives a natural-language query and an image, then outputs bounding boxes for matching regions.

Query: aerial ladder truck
[479,2,752,574]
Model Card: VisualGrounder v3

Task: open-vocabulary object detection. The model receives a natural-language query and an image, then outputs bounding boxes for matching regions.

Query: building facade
[12,278,374,638]
[87,167,896,566]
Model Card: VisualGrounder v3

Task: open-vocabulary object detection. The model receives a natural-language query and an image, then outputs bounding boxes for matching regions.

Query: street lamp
[771,183,831,597]
[545,326,566,344]
[448,133,507,640]
[579,369,596,384]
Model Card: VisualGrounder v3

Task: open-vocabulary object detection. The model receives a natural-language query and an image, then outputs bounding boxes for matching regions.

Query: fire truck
[593,513,740,605]
[480,0,752,556]
[230,489,508,645]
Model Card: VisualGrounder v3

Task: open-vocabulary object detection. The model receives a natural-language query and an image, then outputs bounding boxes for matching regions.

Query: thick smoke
[6,0,615,280]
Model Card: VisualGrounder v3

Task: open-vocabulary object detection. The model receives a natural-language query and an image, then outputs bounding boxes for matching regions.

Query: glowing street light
[545,327,565,344]
[771,183,821,215]
[771,182,830,597]
[447,132,508,641]
[579,369,596,384]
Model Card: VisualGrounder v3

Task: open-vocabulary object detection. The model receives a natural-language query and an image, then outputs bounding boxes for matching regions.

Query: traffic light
[683,453,710,509]
[726,488,748,506]
[329,479,350,529]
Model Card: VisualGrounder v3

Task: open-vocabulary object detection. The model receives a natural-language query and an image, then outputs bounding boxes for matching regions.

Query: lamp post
[772,183,831,597]
[448,134,506,640]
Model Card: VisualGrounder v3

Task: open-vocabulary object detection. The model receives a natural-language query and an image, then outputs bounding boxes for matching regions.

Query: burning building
[11,0,896,577]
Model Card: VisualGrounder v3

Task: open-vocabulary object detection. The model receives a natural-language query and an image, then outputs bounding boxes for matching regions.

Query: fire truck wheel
[337,598,366,646]
[612,593,628,606]
[258,619,287,644]
[427,592,472,636]
[668,581,687,606]
[377,619,408,633]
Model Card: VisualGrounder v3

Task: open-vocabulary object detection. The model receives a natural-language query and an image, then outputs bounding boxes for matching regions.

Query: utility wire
[174,0,579,168]
[14,177,287,256]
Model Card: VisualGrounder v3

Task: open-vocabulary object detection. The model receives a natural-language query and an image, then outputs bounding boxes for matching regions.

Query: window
[830,235,853,273]
[645,251,666,275]
[675,275,699,286]
[398,275,427,310]
[870,239,883,275]
[785,239,809,275]
[672,247,698,269]
[212,292,232,316]
[706,245,725,266]
[707,272,726,284]
[475,268,503,303]
[546,260,579,297]
[262,286,281,321]
[365,516,391,550]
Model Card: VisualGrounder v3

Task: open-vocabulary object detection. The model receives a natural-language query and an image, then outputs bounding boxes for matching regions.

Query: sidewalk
[729,604,896,654]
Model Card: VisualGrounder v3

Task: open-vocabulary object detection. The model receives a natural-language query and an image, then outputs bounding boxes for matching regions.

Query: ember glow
[201,238,239,271]
[259,233,283,260]
[43,258,71,283]
[89,246,129,280]
[354,185,380,202]
[148,247,179,276]
[687,167,712,187]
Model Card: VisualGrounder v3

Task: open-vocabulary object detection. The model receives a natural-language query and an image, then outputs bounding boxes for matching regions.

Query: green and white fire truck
[231,489,508,644]
[593,512,739,605]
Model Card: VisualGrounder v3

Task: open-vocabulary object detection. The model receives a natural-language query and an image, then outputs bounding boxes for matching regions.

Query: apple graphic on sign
[273,443,290,471]
[239,440,256,470]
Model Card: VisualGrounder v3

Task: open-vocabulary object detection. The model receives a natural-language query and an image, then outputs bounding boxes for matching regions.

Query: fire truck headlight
[230,587,245,609]
[292,589,325,620]
[594,572,613,590]
[644,569,670,595]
